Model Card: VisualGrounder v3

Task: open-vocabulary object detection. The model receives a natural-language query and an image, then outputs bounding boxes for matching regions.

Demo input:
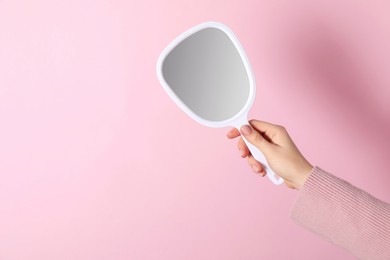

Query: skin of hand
[227,120,313,190]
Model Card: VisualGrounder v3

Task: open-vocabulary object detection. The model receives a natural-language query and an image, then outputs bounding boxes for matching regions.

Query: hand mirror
[157,21,283,185]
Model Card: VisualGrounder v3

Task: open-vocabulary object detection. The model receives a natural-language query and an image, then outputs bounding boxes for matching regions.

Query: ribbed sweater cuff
[290,166,390,259]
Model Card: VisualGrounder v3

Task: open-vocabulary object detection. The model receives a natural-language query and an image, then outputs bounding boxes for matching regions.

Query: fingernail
[252,165,259,173]
[241,125,252,136]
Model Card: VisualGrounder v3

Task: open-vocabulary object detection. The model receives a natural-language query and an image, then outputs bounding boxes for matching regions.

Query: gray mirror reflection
[162,28,250,122]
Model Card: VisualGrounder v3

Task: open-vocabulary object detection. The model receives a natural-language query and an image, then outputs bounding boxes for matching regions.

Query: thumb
[240,124,273,156]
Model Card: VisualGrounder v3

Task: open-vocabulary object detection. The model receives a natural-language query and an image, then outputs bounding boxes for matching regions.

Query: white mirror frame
[156,21,255,128]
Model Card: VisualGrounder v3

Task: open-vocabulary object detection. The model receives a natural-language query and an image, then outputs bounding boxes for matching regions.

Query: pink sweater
[291,167,390,259]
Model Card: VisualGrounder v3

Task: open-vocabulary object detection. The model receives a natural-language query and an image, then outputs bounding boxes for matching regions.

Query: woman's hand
[227,120,313,189]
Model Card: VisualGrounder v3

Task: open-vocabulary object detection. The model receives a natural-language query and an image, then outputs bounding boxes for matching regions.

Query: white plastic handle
[241,136,284,185]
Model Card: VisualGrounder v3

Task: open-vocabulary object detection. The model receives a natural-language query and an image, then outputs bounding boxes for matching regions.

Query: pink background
[1,0,389,259]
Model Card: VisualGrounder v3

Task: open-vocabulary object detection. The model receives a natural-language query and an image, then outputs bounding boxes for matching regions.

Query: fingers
[237,137,249,157]
[249,120,280,131]
[249,120,282,140]
[227,128,249,157]
[226,126,266,177]
[226,128,240,139]
[240,124,273,156]
[249,120,290,145]
[238,137,266,176]
[247,154,266,176]
[227,128,250,157]
[236,137,266,176]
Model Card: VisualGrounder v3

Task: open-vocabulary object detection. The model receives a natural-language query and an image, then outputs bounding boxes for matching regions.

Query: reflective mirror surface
[161,28,250,122]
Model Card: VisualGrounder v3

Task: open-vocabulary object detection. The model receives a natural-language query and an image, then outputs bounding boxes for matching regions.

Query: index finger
[226,128,241,139]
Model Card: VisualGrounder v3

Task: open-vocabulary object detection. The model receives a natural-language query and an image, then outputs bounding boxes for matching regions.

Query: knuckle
[277,125,287,133]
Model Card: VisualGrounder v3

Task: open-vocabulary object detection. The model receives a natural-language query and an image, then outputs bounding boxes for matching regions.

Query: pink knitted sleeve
[290,166,390,259]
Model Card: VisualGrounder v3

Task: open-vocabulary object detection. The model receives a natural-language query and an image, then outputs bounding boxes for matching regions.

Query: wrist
[294,163,313,190]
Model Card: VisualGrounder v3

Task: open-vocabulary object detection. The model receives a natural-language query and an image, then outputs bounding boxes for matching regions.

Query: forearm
[290,167,390,259]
